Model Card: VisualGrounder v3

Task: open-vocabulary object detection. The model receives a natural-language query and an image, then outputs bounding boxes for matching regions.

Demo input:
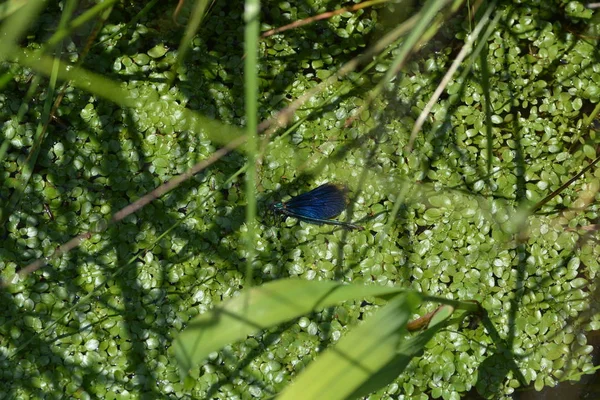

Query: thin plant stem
[244,0,260,288]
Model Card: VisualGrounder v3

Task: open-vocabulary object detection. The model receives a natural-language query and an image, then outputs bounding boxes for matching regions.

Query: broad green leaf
[173,278,409,376]
[280,292,421,400]
[349,304,455,399]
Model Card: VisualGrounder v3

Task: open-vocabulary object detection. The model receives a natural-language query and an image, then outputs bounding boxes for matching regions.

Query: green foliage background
[0,0,599,399]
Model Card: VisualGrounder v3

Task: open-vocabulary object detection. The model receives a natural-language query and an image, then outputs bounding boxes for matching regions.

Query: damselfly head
[270,201,284,212]
[266,201,285,225]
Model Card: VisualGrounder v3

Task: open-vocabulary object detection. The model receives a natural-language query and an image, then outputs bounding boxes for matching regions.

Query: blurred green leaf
[173,279,409,376]
[280,292,421,400]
